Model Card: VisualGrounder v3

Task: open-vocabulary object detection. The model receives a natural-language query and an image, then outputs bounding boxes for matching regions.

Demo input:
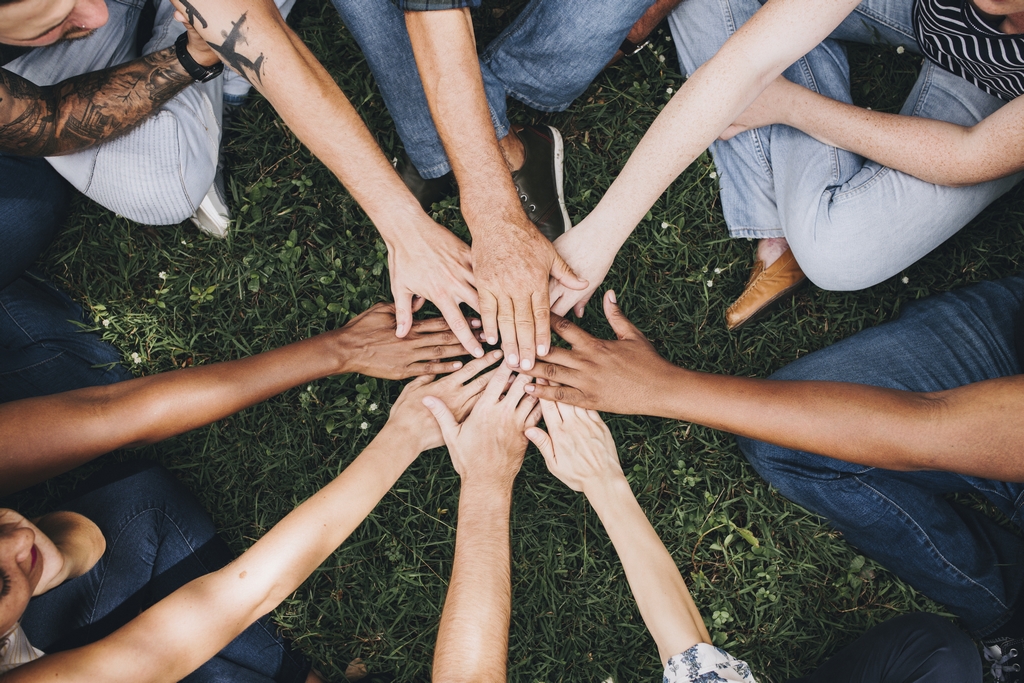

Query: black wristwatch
[174,31,223,82]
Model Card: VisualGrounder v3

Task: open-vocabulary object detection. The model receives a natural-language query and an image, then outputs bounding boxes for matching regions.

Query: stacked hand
[526,402,622,494]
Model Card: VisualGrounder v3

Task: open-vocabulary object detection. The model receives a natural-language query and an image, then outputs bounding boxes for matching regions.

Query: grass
[6,3,1024,682]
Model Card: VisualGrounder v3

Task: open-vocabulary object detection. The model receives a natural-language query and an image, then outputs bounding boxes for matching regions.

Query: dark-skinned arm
[519,291,1024,482]
[0,23,216,157]
[0,304,467,495]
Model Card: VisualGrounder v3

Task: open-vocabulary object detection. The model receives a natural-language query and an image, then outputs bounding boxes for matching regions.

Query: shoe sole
[546,125,570,235]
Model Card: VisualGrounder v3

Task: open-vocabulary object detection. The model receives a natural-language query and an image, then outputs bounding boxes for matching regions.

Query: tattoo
[208,13,265,86]
[0,48,192,157]
[178,0,208,29]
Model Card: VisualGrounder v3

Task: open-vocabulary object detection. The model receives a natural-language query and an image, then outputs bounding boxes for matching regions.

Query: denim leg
[479,0,655,137]
[789,613,982,683]
[739,275,1024,636]
[20,462,311,683]
[0,154,69,290]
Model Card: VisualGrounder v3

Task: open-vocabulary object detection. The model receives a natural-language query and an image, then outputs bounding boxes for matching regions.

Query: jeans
[738,274,1024,636]
[791,613,981,683]
[0,154,131,403]
[3,0,294,225]
[668,0,1022,290]
[331,0,654,178]
[21,462,311,683]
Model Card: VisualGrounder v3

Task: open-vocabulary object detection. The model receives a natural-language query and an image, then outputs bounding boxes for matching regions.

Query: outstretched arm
[720,75,1024,187]
[3,353,504,683]
[526,403,710,664]
[522,291,1024,482]
[0,304,466,495]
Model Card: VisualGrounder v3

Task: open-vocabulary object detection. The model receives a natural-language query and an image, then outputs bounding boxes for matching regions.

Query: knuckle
[554,317,572,333]
[544,364,558,379]
[555,387,567,401]
[432,345,445,359]
[441,331,456,344]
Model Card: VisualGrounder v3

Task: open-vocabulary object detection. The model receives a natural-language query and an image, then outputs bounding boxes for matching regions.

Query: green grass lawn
[7,2,1024,681]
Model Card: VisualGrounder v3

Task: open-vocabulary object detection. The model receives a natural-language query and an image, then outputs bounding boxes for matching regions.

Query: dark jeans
[21,462,312,683]
[792,613,981,683]
[0,153,130,403]
[739,275,1024,636]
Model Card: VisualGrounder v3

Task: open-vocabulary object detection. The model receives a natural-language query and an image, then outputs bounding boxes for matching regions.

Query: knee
[789,238,893,292]
[891,613,982,681]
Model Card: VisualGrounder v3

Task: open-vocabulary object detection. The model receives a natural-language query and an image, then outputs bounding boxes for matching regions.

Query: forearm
[650,367,1024,480]
[0,332,350,495]
[0,47,194,157]
[433,483,513,683]
[586,476,709,663]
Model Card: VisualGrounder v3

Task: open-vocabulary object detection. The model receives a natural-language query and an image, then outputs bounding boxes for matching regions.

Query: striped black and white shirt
[914,0,1024,101]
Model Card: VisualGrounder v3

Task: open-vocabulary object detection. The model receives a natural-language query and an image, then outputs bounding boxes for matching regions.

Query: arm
[721,75,1024,186]
[522,291,1024,482]
[424,363,541,682]
[0,304,466,495]
[526,403,710,664]
[0,24,215,157]
[171,0,484,356]
[404,8,587,372]
[548,0,861,316]
[3,353,503,683]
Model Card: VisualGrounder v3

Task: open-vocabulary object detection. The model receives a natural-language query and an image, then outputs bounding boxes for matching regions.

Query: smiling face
[0,0,108,47]
[0,511,49,637]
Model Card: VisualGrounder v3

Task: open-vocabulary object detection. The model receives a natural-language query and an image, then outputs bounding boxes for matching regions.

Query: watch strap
[174,31,224,83]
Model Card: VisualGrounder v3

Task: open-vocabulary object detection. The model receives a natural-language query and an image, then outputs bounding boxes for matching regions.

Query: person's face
[0,0,108,47]
[0,510,47,637]
[971,0,1024,20]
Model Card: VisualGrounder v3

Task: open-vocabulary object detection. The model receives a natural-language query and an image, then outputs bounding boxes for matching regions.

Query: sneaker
[509,124,570,242]
[724,247,806,331]
[395,152,456,213]
[190,167,230,239]
[985,637,1024,682]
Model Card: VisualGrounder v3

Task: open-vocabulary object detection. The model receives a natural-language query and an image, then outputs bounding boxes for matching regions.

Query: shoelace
[985,645,1022,682]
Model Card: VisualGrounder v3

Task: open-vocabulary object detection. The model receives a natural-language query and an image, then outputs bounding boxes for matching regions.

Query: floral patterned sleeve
[663,643,758,683]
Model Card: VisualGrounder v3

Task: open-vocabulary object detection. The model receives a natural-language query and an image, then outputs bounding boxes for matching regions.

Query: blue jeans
[331,0,654,178]
[668,0,1023,290]
[0,154,130,403]
[738,274,1024,636]
[21,462,311,683]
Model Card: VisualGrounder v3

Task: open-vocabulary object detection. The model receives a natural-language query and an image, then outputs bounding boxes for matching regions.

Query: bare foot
[498,127,526,173]
[756,237,790,268]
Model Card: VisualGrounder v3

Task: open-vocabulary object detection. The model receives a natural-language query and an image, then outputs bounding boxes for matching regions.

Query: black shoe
[395,152,456,213]
[985,637,1024,682]
[509,125,570,242]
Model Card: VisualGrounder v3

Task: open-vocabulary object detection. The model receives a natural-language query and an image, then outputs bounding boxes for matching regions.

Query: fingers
[521,360,574,386]
[525,425,555,462]
[394,289,414,338]
[497,299,520,368]
[422,396,460,444]
[479,290,499,347]
[411,316,454,334]
[602,290,643,341]
[550,253,589,291]
[538,397,563,429]
[524,383,586,406]
[409,360,464,376]
[504,370,535,408]
[411,296,426,314]
[445,349,503,386]
[549,313,593,347]
[524,401,543,428]
[481,362,516,404]
[573,299,587,319]
[532,290,551,362]
[513,296,537,370]
[437,302,484,359]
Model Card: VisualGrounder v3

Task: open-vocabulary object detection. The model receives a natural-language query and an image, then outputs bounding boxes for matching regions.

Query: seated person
[520,280,1024,681]
[548,0,1024,330]
[0,321,503,679]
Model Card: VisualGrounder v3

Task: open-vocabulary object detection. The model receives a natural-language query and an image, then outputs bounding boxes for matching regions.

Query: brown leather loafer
[725,248,807,331]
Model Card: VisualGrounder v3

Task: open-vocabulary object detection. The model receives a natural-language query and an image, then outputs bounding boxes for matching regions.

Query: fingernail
[472,348,483,358]
[471,320,481,328]
[508,354,519,366]
[493,350,504,359]
[525,385,535,393]
[609,290,617,304]
[521,358,533,370]
[452,361,463,369]
[487,336,497,345]
[537,345,547,356]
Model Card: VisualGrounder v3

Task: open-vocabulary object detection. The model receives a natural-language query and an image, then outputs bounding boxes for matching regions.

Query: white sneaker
[189,170,230,239]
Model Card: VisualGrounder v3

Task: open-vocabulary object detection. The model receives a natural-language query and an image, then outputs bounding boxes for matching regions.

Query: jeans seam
[848,6,917,45]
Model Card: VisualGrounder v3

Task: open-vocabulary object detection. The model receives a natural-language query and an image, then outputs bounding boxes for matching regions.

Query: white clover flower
[896,45,905,54]
[706,280,714,287]
[658,55,666,63]
[369,403,378,412]
[102,319,111,328]
[131,352,142,365]
[709,171,718,179]
[661,221,670,229]
[307,385,313,392]
[666,87,674,94]
[158,271,167,280]
[666,36,672,42]
[360,422,369,430]
[714,268,722,274]
[902,276,910,284]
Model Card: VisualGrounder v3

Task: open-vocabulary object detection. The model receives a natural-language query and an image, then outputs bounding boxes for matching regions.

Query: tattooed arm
[0,23,217,156]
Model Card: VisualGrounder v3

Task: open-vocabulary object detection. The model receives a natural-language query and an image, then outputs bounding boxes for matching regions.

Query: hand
[548,217,615,318]
[719,75,795,141]
[472,219,587,371]
[174,12,220,68]
[519,291,676,415]
[331,302,469,380]
[387,350,505,452]
[423,362,541,489]
[386,217,484,359]
[525,401,623,494]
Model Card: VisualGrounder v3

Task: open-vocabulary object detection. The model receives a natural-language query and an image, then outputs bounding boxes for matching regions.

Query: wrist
[646,363,694,418]
[583,474,634,515]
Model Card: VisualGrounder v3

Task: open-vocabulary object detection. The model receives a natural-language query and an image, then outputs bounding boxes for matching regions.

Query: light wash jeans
[668,0,1023,290]
[4,0,294,226]
[739,274,1024,636]
[331,0,654,179]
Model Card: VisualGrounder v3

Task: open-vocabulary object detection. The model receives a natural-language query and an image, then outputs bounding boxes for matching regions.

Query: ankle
[756,237,790,268]
[499,127,526,173]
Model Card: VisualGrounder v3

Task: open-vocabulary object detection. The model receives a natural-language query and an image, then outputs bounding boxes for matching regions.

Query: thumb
[603,290,641,340]
[550,253,589,291]
[525,426,555,462]
[393,289,414,338]
[423,396,459,442]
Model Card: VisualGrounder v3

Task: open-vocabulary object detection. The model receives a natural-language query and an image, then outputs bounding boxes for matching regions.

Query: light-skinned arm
[719,74,1024,187]
[168,0,484,357]
[0,303,467,495]
[2,353,504,683]
[404,8,588,372]
[547,0,862,317]
[424,363,541,683]
[521,291,1024,482]
[526,403,711,664]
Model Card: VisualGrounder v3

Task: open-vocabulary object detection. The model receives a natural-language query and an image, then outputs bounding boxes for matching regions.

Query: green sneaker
[510,125,570,242]
[395,151,456,213]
